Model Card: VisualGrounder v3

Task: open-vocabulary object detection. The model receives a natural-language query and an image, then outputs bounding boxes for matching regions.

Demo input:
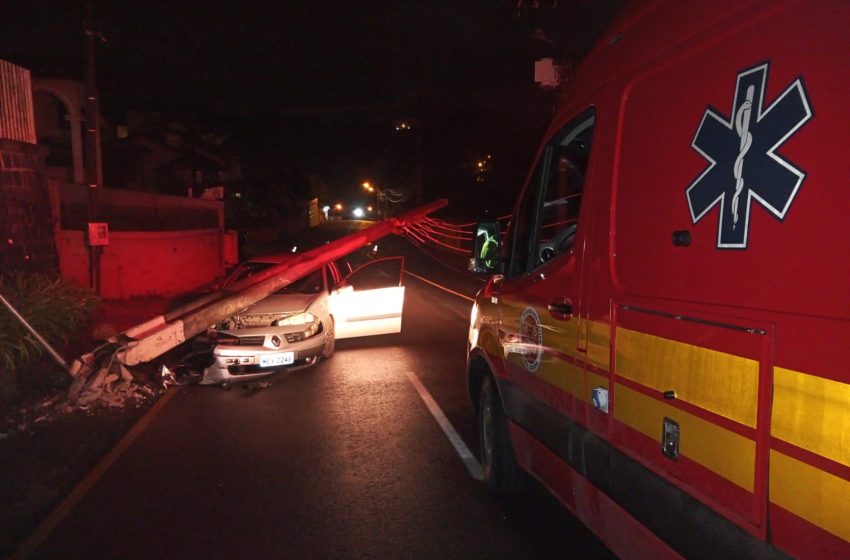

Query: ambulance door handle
[547,301,573,320]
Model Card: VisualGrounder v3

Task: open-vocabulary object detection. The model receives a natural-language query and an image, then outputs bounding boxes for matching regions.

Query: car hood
[240,292,318,316]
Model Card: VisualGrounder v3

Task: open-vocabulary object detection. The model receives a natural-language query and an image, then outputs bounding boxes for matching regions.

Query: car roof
[245,253,300,265]
[245,240,338,266]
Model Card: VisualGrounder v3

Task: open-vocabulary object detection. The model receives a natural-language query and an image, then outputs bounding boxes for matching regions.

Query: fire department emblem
[686,62,813,249]
[519,307,543,372]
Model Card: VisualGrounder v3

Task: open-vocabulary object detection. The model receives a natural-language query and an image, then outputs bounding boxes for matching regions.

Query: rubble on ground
[0,347,167,440]
[243,381,273,392]
[66,346,164,411]
[1,336,211,440]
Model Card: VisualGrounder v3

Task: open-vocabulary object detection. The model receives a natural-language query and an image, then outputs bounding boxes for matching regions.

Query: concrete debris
[243,381,273,392]
[83,367,109,393]
[1,356,163,439]
[68,365,92,401]
[82,352,96,367]
[37,394,62,410]
[75,380,157,411]
[68,358,85,377]
[68,352,96,379]
[161,365,178,388]
[76,390,102,407]
[67,346,161,408]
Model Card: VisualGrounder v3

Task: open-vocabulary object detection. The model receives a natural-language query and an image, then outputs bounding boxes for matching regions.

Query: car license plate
[260,352,294,367]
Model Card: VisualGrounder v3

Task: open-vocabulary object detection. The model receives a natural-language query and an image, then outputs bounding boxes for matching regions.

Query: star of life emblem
[519,307,543,373]
[686,62,813,249]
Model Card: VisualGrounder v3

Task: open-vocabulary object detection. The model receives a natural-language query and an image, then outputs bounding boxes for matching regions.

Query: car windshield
[224,261,275,287]
[275,268,324,295]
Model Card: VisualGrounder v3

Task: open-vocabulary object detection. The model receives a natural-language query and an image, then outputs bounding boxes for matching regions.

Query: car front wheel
[479,375,524,493]
[322,317,335,358]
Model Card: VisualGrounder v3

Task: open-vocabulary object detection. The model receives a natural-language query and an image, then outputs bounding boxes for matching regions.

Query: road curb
[10,387,179,560]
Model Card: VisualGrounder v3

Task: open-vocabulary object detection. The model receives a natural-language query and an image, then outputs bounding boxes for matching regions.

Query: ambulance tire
[479,375,524,493]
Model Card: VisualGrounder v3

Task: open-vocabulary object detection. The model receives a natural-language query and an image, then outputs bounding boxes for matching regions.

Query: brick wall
[0,139,58,275]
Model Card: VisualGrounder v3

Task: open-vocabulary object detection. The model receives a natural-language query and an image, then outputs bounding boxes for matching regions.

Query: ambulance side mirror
[469,221,501,274]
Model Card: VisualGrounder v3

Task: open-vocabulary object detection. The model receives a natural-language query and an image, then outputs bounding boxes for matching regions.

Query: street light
[363,181,380,219]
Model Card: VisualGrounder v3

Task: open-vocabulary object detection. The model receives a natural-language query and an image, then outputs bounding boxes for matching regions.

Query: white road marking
[404,370,484,481]
[404,270,475,303]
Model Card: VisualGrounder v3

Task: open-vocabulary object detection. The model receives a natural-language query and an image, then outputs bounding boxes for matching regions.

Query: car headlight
[213,319,233,330]
[284,321,321,343]
[274,312,316,326]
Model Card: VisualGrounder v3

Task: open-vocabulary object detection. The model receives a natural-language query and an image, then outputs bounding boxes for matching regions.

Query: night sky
[4,1,538,111]
[1,1,617,218]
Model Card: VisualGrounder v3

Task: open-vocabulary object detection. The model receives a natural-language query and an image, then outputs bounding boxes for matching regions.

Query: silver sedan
[202,253,405,385]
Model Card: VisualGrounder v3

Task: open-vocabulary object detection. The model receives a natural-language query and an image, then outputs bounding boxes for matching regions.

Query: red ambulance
[466,2,850,558]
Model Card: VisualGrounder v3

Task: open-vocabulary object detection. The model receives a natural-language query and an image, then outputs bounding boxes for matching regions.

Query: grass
[0,273,100,412]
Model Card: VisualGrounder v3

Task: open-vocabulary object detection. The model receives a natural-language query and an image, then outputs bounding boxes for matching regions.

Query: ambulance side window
[506,109,595,279]
[537,111,594,266]
[506,156,546,278]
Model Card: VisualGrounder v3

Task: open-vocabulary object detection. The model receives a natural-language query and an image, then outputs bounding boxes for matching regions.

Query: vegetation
[0,273,100,410]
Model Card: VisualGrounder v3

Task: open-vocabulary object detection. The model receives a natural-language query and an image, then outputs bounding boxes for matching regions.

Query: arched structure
[31,79,93,185]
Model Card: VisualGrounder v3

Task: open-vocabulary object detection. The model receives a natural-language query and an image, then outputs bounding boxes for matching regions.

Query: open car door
[329,257,405,339]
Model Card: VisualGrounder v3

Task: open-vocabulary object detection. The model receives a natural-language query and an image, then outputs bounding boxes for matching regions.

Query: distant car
[201,252,405,385]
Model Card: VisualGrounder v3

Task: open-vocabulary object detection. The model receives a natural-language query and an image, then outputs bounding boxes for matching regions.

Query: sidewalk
[1,229,402,555]
[0,295,188,557]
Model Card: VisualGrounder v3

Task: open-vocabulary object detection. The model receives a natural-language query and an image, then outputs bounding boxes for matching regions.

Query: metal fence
[0,60,36,144]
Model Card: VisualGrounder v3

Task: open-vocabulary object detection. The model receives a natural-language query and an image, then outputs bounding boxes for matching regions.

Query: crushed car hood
[239,292,318,317]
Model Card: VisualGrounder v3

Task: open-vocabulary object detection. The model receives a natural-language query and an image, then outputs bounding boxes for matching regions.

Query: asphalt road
[29,227,614,559]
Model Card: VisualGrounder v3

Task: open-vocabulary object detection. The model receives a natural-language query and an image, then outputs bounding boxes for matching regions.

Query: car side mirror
[469,221,501,274]
[332,285,354,296]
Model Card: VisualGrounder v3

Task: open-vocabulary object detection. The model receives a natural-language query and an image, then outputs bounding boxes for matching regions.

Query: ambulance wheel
[322,317,335,359]
[479,375,524,493]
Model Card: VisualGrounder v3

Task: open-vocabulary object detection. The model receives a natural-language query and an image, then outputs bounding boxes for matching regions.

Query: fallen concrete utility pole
[116,198,448,366]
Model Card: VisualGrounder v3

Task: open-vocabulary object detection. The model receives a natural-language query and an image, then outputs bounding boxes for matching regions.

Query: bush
[0,273,100,407]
